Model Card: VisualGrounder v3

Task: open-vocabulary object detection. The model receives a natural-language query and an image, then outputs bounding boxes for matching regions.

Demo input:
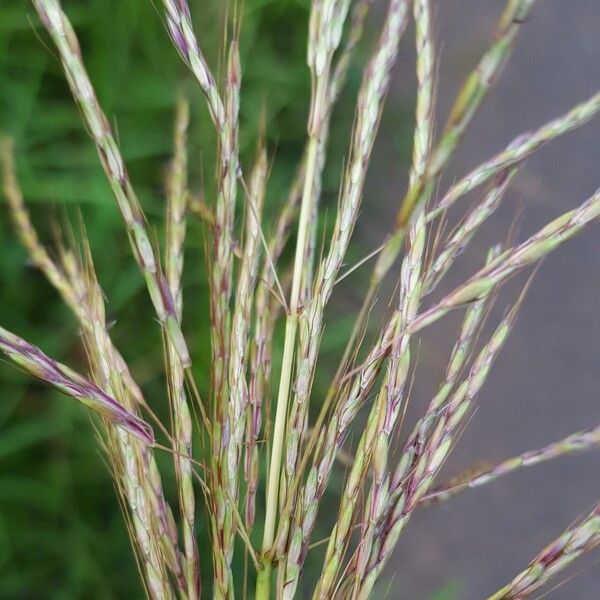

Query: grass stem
[259,134,320,590]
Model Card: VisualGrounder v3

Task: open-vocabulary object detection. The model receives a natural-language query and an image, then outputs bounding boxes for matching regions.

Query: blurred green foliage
[0,0,374,597]
[1,1,298,596]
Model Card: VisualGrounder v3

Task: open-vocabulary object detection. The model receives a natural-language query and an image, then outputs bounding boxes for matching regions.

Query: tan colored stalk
[38,242,181,596]
[188,192,215,228]
[80,253,180,599]
[67,243,188,595]
[209,39,242,600]
[342,0,539,366]
[423,423,600,504]
[164,96,200,599]
[355,300,523,599]
[2,138,146,409]
[2,137,183,596]
[223,143,267,539]
[274,300,403,576]
[428,91,600,221]
[33,0,190,367]
[1,138,81,315]
[488,502,600,599]
[275,3,411,598]
[257,2,353,596]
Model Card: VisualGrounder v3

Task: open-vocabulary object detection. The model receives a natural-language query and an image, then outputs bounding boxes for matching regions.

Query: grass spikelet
[488,502,600,599]
[164,95,201,599]
[0,325,153,444]
[33,0,191,366]
[423,423,600,504]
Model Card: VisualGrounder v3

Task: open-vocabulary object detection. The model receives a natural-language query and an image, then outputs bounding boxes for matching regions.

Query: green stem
[255,561,273,600]
[257,134,319,599]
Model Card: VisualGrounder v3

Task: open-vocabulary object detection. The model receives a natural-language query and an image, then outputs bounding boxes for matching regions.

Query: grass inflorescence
[1,0,600,598]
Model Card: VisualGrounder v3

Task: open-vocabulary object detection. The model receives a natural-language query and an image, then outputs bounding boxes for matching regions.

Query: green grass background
[0,2,454,598]
[0,1,354,597]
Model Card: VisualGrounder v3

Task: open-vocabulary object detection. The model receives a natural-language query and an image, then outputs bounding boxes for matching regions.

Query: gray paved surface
[354,2,600,598]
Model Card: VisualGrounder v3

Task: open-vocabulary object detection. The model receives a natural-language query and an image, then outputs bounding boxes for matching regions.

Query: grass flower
[2,1,599,598]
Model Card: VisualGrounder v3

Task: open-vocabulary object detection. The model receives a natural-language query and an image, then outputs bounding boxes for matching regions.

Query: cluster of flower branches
[1,0,599,598]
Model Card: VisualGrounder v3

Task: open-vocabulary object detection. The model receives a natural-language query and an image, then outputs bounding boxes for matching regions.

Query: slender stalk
[429,90,600,222]
[488,502,600,600]
[10,2,600,598]
[351,1,435,593]
[256,146,317,595]
[359,186,600,367]
[397,0,539,227]
[1,137,81,316]
[206,39,241,600]
[33,0,190,366]
[354,299,523,599]
[260,0,374,282]
[259,133,320,588]
[412,187,600,334]
[274,4,410,597]
[164,96,200,600]
[423,423,600,504]
[332,248,498,597]
[253,4,377,537]
[79,248,182,598]
[0,325,153,443]
[3,137,183,594]
[341,0,539,364]
[259,2,355,593]
[160,0,225,130]
[225,144,267,526]
[424,166,518,294]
